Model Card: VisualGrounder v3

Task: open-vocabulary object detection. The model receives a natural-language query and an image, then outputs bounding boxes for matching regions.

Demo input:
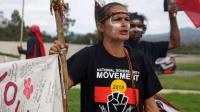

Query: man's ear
[96,22,104,32]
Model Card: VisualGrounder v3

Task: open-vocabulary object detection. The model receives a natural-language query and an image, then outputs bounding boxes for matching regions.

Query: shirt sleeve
[141,41,169,63]
[152,41,169,58]
[67,47,89,85]
[141,54,163,99]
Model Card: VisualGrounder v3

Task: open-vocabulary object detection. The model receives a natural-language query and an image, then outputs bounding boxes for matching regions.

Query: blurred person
[126,3,180,111]
[18,25,46,59]
[50,2,161,112]
[127,2,180,68]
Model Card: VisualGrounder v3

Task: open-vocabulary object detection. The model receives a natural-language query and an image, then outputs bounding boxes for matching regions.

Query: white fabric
[0,54,63,112]
[156,100,179,112]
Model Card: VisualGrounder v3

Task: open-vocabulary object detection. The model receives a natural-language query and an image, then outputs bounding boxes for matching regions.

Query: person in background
[127,2,180,68]
[18,25,46,59]
[49,2,161,112]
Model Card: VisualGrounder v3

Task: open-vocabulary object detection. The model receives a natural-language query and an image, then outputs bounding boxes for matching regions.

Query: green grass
[159,75,200,90]
[160,93,200,112]
[176,63,200,71]
[68,89,200,112]
[69,89,80,112]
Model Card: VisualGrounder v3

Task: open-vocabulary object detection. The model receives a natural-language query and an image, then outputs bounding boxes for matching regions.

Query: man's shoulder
[80,43,99,52]
[140,41,168,44]
[140,41,168,47]
[74,44,100,58]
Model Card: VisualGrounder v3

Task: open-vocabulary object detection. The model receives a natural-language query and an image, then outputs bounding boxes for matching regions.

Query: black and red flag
[176,0,200,28]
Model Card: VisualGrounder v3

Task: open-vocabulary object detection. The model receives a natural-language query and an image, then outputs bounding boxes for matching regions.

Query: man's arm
[168,2,180,50]
[144,96,160,112]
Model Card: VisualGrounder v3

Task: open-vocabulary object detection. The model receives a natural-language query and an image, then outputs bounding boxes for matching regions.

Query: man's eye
[112,18,121,21]
[131,24,143,28]
[125,17,130,22]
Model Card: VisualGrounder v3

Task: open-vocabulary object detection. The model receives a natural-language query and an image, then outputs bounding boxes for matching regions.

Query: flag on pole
[176,0,200,28]
[0,55,63,112]
[163,0,182,11]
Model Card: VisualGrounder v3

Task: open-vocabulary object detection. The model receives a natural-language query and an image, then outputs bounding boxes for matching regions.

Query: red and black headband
[99,11,129,23]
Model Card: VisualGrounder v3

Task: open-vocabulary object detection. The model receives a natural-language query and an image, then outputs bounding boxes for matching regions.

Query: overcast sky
[0,0,195,36]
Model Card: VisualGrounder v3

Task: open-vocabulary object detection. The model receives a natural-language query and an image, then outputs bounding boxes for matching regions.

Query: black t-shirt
[67,43,162,112]
[127,40,169,67]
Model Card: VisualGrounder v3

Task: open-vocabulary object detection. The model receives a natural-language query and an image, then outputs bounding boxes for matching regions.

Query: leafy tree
[66,32,97,44]
[63,3,76,36]
[10,10,21,26]
[0,10,54,42]
[8,10,29,41]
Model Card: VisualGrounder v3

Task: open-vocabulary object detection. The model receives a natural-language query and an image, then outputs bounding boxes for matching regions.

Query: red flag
[176,0,200,28]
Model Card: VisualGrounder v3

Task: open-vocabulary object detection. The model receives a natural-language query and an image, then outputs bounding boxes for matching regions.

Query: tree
[63,3,76,36]
[8,10,28,41]
[8,10,22,39]
[10,10,21,26]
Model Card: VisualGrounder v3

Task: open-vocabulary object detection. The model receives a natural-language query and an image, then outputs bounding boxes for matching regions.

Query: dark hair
[130,12,147,33]
[96,2,127,22]
[95,2,127,42]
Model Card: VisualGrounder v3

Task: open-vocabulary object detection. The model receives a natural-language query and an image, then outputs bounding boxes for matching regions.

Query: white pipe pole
[20,0,25,46]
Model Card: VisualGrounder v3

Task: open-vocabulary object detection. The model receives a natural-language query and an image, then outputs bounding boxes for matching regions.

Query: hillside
[1,27,200,44]
[143,27,200,43]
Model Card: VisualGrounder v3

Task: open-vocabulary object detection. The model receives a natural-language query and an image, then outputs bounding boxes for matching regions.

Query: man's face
[130,19,144,41]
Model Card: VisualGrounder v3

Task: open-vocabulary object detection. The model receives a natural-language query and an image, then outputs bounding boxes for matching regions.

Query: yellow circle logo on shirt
[111,79,127,93]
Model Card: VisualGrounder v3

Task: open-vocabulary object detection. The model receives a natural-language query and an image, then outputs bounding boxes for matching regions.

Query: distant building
[0,11,9,28]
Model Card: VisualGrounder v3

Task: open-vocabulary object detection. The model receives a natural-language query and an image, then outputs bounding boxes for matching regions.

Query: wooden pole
[52,0,69,112]
[20,0,25,46]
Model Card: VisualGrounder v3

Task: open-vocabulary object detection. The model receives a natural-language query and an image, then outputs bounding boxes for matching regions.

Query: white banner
[0,55,63,112]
